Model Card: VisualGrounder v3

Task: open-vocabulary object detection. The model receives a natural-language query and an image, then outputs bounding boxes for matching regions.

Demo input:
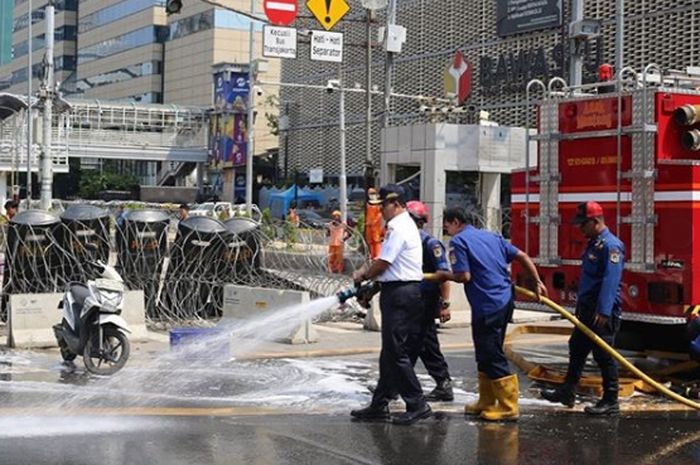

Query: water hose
[514,286,700,411]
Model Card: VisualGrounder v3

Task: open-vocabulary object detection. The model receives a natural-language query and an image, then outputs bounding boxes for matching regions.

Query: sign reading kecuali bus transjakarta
[496,0,562,37]
[264,0,298,26]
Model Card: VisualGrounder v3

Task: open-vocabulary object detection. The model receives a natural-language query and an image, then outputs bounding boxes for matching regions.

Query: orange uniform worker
[287,203,299,227]
[327,210,349,273]
[364,188,384,259]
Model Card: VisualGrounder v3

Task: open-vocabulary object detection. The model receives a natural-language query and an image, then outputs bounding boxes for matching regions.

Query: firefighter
[350,184,431,425]
[327,210,348,273]
[406,200,454,401]
[541,201,625,415]
[434,207,546,421]
[365,188,384,259]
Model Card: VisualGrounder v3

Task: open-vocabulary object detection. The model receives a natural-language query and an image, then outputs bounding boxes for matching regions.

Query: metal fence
[0,207,368,326]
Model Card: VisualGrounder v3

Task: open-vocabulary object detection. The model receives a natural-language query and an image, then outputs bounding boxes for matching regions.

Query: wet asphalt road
[0,348,698,464]
[0,412,699,465]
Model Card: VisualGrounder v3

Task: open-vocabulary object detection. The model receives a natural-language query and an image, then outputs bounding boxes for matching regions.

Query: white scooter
[53,255,131,375]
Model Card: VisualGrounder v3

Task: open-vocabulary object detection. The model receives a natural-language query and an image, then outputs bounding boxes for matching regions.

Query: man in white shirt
[350,184,431,426]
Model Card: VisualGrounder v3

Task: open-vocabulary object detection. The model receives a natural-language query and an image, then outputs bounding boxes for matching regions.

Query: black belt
[379,281,421,286]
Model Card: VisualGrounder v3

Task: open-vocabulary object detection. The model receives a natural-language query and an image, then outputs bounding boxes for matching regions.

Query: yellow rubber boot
[464,372,496,416]
[480,374,519,421]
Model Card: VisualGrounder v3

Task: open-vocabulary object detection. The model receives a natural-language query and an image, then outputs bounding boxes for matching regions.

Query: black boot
[425,378,454,402]
[584,392,619,415]
[540,385,576,408]
[350,404,391,421]
[392,404,432,425]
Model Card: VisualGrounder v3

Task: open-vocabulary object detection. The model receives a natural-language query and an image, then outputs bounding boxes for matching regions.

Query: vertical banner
[210,70,250,171]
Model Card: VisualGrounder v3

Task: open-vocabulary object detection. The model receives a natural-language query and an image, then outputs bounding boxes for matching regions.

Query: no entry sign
[264,0,298,26]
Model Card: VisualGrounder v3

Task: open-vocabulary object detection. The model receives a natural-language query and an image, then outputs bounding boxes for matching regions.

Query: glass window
[9,55,77,86]
[13,1,78,34]
[12,26,76,59]
[75,60,161,92]
[78,27,164,65]
[169,9,215,40]
[79,0,165,34]
[214,9,263,32]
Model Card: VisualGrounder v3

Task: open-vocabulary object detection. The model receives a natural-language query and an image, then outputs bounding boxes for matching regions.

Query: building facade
[0,0,280,189]
[0,0,12,66]
[0,0,77,95]
[280,0,700,181]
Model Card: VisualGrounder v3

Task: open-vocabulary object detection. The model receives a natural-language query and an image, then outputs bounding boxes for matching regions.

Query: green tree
[79,170,140,199]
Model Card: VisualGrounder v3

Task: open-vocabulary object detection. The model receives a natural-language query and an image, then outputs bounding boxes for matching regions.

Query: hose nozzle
[336,281,381,305]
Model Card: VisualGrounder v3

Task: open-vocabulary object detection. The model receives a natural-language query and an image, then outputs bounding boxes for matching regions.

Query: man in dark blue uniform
[406,201,454,402]
[541,201,625,415]
[434,208,546,421]
[350,184,431,425]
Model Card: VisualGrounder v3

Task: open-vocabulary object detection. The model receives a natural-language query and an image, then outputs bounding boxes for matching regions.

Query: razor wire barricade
[0,205,369,325]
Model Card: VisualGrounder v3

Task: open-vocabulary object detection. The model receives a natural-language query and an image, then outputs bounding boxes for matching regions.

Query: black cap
[369,184,405,205]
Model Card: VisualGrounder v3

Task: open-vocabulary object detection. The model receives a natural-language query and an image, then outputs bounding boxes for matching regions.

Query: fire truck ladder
[524,78,566,267]
[617,65,660,272]
[525,67,661,272]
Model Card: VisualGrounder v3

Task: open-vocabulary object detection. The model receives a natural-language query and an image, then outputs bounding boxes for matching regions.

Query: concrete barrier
[8,293,62,348]
[223,284,318,344]
[121,290,149,341]
[8,290,149,349]
[363,282,471,331]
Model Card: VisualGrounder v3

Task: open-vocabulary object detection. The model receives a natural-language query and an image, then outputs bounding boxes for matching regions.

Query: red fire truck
[510,66,700,352]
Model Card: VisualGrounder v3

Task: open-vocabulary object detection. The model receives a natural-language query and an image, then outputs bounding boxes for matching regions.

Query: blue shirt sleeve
[596,241,625,317]
[429,238,450,272]
[500,237,520,263]
[449,236,470,274]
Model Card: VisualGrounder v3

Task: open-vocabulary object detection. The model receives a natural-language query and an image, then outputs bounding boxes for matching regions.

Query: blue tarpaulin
[267,186,322,219]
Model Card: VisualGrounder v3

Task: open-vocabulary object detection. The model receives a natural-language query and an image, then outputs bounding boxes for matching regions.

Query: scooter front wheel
[83,324,130,376]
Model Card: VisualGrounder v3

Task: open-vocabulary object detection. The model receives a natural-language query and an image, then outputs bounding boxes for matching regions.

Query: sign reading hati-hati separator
[263,25,297,59]
[310,30,343,63]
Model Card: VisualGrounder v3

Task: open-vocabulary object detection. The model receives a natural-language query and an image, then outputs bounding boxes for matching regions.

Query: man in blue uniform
[350,184,431,425]
[434,207,546,421]
[541,201,625,415]
[406,200,454,402]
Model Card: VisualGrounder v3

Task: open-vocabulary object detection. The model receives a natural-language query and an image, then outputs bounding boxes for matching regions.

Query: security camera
[254,86,264,97]
[418,104,428,113]
[326,79,340,93]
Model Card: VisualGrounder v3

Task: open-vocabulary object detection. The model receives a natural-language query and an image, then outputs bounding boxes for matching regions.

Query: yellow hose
[514,286,700,411]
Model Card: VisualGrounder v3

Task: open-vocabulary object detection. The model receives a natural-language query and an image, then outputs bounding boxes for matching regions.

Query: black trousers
[564,302,620,398]
[371,282,426,411]
[472,298,514,379]
[415,289,450,383]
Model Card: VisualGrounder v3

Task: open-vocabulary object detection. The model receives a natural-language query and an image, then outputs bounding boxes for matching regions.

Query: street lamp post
[26,0,33,202]
[40,1,55,211]
[245,0,256,216]
[338,74,347,224]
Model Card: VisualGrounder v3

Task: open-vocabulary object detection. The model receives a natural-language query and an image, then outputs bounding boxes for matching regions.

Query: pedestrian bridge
[0,93,210,174]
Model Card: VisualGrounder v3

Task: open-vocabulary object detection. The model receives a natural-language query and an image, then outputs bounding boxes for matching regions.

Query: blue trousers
[472,298,514,379]
[564,302,620,398]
